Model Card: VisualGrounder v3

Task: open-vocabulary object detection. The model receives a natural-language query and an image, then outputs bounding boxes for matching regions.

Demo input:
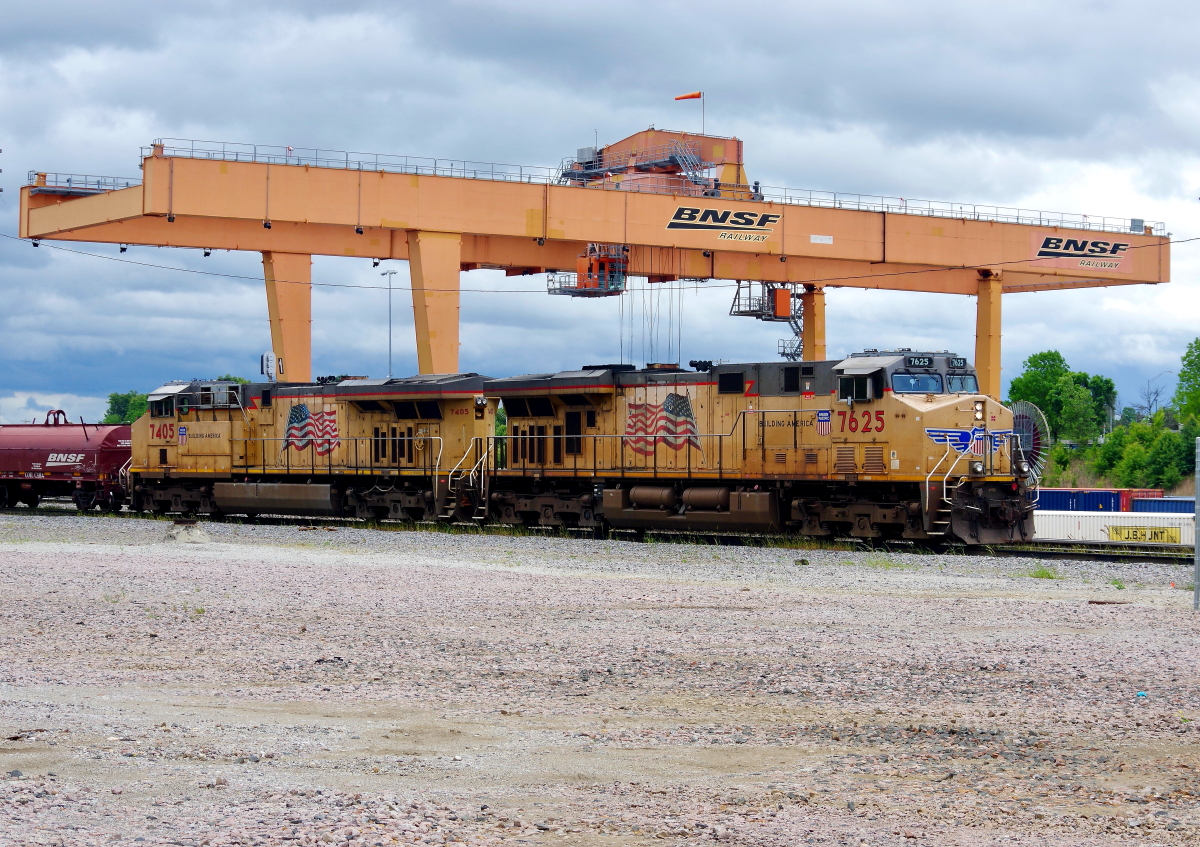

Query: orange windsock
[674,91,703,100]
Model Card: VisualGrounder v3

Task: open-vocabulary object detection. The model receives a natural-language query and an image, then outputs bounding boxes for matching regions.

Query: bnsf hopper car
[0,411,131,510]
[129,351,1036,545]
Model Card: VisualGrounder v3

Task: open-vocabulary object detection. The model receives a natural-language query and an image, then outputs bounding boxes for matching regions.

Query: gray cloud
[2,0,1198,418]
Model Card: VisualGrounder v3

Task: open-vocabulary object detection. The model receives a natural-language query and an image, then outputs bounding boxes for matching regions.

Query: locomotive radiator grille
[863,446,886,474]
[834,447,857,473]
[804,451,818,464]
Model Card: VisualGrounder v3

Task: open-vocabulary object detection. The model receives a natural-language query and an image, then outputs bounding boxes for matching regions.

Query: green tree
[1174,338,1200,421]
[1048,375,1099,442]
[216,374,250,384]
[1092,425,1128,476]
[1114,441,1150,488]
[1007,351,1071,413]
[1145,429,1184,489]
[1084,374,1117,429]
[495,405,508,468]
[102,390,148,424]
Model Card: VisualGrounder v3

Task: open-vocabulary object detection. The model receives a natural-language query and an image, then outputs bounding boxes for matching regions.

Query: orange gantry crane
[19,129,1169,396]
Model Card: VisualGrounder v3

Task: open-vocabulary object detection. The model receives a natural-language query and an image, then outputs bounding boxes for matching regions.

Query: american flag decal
[815,410,831,436]
[284,404,340,455]
[624,392,701,455]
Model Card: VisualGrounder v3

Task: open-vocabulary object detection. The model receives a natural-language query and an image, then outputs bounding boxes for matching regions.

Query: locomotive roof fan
[1010,401,1051,482]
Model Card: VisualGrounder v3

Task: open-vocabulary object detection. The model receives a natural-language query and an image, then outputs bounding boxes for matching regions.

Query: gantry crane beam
[20,140,1170,396]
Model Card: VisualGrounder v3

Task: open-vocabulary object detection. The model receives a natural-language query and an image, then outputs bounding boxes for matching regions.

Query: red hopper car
[0,410,131,510]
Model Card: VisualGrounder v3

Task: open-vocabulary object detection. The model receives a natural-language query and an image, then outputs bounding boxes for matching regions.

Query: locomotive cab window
[838,376,872,402]
[946,374,979,393]
[416,400,442,420]
[891,373,944,394]
[150,397,175,418]
[718,372,744,394]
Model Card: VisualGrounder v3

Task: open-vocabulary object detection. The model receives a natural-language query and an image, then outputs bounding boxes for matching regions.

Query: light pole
[380,270,397,378]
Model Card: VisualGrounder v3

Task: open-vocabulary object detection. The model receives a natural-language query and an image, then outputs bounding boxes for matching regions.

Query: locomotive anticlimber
[128,352,1035,545]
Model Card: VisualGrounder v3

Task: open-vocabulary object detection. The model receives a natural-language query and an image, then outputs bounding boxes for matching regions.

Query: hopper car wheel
[74,491,97,512]
[0,485,8,509]
[19,494,40,509]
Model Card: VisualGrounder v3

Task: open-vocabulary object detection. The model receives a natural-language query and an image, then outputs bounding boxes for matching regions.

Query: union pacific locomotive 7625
[129,351,1035,545]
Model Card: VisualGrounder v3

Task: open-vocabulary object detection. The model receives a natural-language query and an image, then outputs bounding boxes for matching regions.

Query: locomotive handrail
[226,435,444,478]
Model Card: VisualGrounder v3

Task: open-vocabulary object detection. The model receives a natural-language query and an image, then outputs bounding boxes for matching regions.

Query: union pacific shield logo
[815,410,831,436]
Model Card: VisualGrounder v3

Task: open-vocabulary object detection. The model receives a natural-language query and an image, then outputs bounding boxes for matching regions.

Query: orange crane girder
[19,144,1170,396]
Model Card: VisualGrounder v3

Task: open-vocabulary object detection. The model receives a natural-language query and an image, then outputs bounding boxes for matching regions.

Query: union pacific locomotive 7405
[129,351,1035,545]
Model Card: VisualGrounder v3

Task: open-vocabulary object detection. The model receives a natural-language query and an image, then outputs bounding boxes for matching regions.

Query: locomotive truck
[128,351,1035,545]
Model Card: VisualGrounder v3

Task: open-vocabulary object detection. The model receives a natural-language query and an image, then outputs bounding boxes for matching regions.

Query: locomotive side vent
[834,447,857,473]
[804,451,818,464]
[863,447,886,474]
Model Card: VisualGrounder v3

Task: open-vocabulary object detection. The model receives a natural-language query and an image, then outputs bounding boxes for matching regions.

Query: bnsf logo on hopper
[1036,237,1129,259]
[46,453,85,464]
[667,207,780,242]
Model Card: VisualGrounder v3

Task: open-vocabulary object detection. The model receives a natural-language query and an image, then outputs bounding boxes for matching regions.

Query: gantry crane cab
[547,243,629,297]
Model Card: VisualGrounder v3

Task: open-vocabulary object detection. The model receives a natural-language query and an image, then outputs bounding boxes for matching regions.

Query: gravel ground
[1,512,1199,846]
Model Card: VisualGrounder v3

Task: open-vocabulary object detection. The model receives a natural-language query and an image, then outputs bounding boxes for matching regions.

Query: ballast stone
[163,523,210,544]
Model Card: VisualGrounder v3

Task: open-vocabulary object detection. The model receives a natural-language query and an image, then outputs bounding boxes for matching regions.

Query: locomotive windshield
[891,373,943,393]
[946,374,979,393]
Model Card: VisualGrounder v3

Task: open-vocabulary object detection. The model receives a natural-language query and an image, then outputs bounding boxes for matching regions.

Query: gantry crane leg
[799,285,826,361]
[407,230,462,374]
[261,252,312,383]
[974,273,1003,399]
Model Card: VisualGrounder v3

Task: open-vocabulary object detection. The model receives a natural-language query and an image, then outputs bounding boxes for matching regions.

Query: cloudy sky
[2,0,1199,421]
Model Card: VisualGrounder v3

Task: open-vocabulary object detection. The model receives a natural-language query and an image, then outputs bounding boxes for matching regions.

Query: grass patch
[1021,564,1061,580]
[1110,579,1126,590]
[862,554,918,571]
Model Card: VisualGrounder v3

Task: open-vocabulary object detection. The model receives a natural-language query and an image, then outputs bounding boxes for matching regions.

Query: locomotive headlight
[1017,461,1030,475]
[973,400,985,421]
[971,461,985,474]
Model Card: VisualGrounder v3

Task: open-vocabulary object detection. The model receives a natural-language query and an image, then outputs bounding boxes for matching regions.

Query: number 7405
[836,410,886,433]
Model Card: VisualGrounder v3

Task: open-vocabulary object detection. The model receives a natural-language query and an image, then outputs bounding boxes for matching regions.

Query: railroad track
[1,502,1194,561]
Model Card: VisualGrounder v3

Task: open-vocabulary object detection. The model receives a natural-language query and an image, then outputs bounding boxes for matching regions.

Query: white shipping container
[1034,510,1194,546]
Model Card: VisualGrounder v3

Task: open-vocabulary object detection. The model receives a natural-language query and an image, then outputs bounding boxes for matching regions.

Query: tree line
[1008,345,1200,489]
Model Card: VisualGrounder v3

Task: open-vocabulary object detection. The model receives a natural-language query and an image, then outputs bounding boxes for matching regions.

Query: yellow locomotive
[130,351,1035,544]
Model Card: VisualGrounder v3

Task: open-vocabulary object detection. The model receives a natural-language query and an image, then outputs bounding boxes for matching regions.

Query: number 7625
[836,410,886,433]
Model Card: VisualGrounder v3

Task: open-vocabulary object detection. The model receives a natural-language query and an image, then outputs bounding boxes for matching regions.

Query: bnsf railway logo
[668,207,781,242]
[1035,236,1130,269]
[46,453,85,466]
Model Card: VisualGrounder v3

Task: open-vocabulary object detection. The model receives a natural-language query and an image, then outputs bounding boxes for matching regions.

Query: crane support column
[407,230,462,374]
[261,252,312,383]
[799,285,826,361]
[974,272,1003,399]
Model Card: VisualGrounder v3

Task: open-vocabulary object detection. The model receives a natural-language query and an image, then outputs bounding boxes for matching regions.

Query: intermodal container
[1132,497,1196,514]
[1076,490,1121,512]
[1121,489,1163,512]
[1034,489,1076,511]
[1034,511,1194,545]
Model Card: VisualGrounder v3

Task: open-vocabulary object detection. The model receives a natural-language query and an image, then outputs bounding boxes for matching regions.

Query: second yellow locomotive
[129,350,1035,545]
